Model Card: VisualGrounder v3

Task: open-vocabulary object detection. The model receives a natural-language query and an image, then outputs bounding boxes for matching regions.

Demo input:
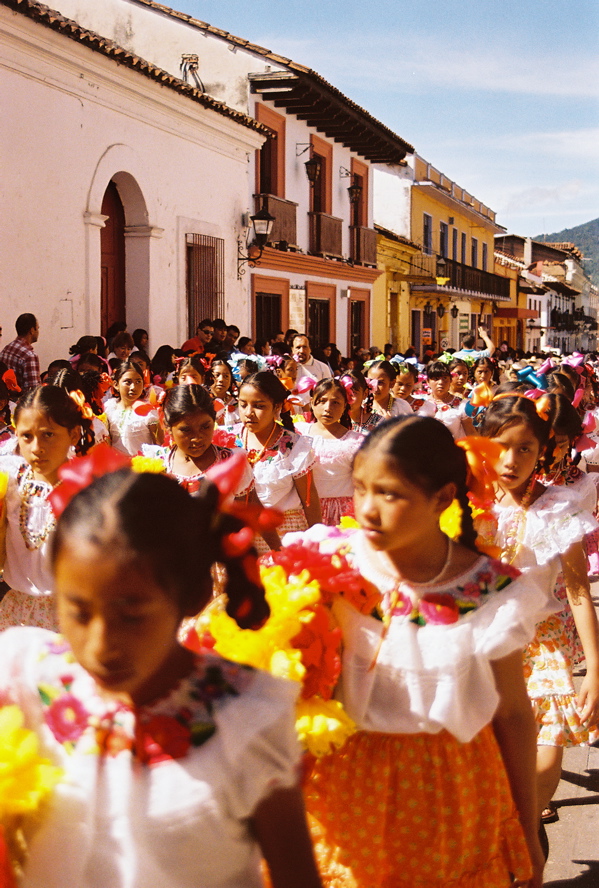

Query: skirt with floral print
[255,507,308,554]
[321,497,355,528]
[304,726,532,888]
[0,589,58,632]
[524,613,599,747]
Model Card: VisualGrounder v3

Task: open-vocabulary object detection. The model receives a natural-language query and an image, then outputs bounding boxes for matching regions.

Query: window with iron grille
[186,234,225,336]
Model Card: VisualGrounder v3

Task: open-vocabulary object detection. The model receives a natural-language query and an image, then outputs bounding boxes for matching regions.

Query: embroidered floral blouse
[0,627,300,888]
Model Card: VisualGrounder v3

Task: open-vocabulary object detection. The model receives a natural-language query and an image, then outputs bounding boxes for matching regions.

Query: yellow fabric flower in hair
[338,515,359,530]
[295,698,356,758]
[439,499,462,541]
[202,565,320,682]
[0,706,62,821]
[130,456,166,475]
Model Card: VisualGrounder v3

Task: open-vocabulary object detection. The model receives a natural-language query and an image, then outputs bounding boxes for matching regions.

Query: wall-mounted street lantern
[237,207,275,278]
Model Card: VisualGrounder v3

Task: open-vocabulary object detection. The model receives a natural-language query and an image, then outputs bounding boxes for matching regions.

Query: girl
[284,416,545,887]
[473,356,498,388]
[366,360,411,419]
[176,354,206,387]
[104,360,160,456]
[426,360,467,438]
[151,344,177,388]
[46,366,108,447]
[346,371,382,435]
[0,468,322,888]
[0,385,91,630]
[295,379,362,526]
[234,371,321,548]
[392,363,435,416]
[480,396,599,841]
[275,358,304,416]
[142,384,253,498]
[448,357,471,399]
[209,359,238,426]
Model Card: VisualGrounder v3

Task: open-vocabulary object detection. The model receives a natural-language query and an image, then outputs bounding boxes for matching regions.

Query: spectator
[205,319,228,355]
[292,335,331,394]
[107,331,134,362]
[132,328,149,352]
[223,325,240,353]
[453,326,495,361]
[237,337,256,355]
[181,319,213,353]
[0,312,41,393]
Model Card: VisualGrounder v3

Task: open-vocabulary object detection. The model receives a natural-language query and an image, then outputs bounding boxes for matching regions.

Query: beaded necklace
[17,464,56,550]
[243,423,282,465]
[497,474,536,565]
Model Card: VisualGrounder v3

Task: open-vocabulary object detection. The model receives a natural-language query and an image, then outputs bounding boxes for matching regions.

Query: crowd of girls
[3,328,599,884]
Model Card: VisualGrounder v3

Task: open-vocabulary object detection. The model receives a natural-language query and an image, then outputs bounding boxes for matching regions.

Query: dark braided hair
[163,383,216,427]
[345,370,374,414]
[357,415,478,551]
[15,384,94,455]
[240,371,295,432]
[0,380,11,425]
[46,368,96,452]
[51,469,270,630]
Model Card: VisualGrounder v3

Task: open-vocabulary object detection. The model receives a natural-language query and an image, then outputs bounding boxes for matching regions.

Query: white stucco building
[0,0,266,368]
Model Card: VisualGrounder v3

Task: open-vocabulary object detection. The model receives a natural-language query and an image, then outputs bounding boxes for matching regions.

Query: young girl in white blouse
[0,385,92,631]
[284,416,545,888]
[295,378,362,526]
[104,360,160,455]
[0,467,322,888]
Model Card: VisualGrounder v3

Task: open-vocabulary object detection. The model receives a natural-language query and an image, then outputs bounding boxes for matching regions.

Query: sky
[172,0,598,238]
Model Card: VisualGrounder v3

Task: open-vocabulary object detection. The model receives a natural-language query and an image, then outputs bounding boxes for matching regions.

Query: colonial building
[1,0,266,368]
[48,0,415,354]
[373,154,510,355]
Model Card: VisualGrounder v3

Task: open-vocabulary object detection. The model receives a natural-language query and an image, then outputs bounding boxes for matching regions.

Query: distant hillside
[534,218,599,285]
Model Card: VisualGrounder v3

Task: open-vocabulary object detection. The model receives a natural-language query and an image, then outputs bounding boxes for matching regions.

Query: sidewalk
[542,581,599,887]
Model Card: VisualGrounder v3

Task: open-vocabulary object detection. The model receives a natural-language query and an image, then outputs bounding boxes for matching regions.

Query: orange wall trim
[255,247,382,284]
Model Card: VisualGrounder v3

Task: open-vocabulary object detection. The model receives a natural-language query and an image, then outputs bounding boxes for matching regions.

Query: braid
[279,408,295,433]
[194,481,270,630]
[456,483,478,551]
[77,413,95,455]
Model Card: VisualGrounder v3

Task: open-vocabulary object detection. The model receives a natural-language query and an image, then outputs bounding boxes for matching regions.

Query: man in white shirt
[452,326,495,361]
[292,334,332,403]
[292,335,332,382]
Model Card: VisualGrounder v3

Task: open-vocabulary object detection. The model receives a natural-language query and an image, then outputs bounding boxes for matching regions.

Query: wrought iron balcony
[442,257,510,299]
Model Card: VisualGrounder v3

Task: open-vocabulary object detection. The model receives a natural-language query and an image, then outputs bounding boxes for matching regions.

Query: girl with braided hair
[0,467,322,888]
[0,385,92,630]
[283,415,546,887]
[480,395,599,850]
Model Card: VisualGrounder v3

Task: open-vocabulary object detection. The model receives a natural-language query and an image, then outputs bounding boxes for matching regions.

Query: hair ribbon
[337,375,356,405]
[297,377,317,394]
[67,389,94,421]
[455,437,501,506]
[2,369,20,393]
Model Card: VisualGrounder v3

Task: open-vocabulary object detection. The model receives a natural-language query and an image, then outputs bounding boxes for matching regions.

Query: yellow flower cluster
[199,564,356,757]
[0,472,8,500]
[130,456,166,475]
[439,498,462,541]
[0,706,62,822]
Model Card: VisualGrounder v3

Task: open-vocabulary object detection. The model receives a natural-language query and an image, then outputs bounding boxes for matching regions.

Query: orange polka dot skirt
[303,725,532,888]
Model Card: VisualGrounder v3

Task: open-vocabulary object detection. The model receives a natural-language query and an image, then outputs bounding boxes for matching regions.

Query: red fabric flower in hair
[49,443,130,518]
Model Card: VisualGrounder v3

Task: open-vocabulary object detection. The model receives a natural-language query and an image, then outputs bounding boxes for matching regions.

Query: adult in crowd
[205,319,229,355]
[0,312,41,393]
[180,318,213,353]
[292,334,331,384]
[453,325,495,361]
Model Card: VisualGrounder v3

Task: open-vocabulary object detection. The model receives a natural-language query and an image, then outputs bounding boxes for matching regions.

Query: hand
[513,835,545,888]
[577,669,599,726]
[477,325,486,336]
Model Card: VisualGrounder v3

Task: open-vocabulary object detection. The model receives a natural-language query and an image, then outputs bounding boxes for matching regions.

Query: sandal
[541,801,559,824]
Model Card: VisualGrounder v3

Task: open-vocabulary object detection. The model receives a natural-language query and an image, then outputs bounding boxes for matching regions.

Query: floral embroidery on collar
[383,558,521,626]
[37,637,252,765]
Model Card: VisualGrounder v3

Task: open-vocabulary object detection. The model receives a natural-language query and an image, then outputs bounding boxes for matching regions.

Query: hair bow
[464,382,494,416]
[49,443,130,518]
[582,412,597,434]
[265,355,284,369]
[436,352,454,366]
[516,366,548,391]
[562,353,585,372]
[455,437,502,506]
[67,389,94,421]
[573,433,595,454]
[537,357,555,377]
[297,377,317,394]
[337,375,356,405]
[2,369,20,393]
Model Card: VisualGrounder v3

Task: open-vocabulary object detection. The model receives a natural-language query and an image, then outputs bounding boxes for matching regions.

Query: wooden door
[100,181,126,336]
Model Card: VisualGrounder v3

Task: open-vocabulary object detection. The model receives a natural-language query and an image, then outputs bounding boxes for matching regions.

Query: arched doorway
[100,181,126,336]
